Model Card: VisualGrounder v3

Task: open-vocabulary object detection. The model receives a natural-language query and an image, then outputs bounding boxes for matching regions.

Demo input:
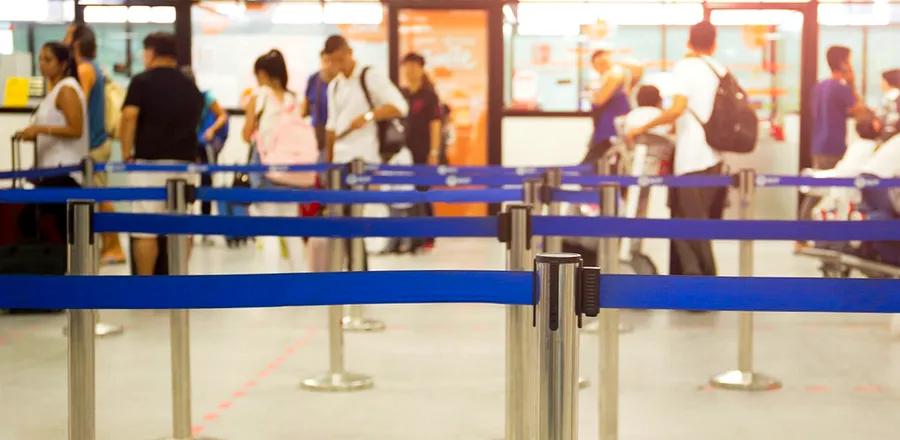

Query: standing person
[877,68,900,141]
[119,32,203,276]
[65,23,126,264]
[182,68,229,222]
[582,49,634,164]
[810,46,867,170]
[303,51,337,155]
[322,35,408,165]
[400,52,442,251]
[400,52,442,166]
[15,42,88,240]
[241,49,307,272]
[626,21,728,277]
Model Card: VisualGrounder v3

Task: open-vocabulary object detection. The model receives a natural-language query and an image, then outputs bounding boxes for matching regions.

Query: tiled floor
[0,237,898,439]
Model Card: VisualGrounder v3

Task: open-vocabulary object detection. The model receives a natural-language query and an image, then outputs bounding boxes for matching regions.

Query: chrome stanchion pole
[583,161,632,335]
[503,202,534,440]
[302,168,373,392]
[343,158,385,332]
[710,169,781,391]
[597,183,621,440]
[68,201,96,440]
[83,158,124,338]
[534,253,582,440]
[163,179,209,440]
[540,171,590,390]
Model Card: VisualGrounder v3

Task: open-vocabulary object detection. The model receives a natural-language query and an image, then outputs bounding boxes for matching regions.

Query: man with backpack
[627,21,755,276]
[322,34,408,165]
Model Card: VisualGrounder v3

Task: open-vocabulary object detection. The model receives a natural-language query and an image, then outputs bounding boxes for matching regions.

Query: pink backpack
[257,94,319,187]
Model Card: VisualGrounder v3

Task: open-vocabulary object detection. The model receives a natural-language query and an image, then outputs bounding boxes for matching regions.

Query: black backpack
[690,58,758,153]
[359,66,407,160]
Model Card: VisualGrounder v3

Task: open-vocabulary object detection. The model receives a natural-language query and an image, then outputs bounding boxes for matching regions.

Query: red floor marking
[192,425,205,436]
[854,384,883,394]
[191,327,317,435]
[805,385,830,393]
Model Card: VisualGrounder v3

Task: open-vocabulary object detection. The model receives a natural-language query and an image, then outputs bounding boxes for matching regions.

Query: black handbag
[360,66,407,159]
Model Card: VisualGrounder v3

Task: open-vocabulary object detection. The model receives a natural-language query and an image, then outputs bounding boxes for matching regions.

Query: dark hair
[826,46,851,72]
[882,68,900,89]
[42,41,78,80]
[855,114,881,140]
[401,52,435,91]
[70,23,97,59]
[254,49,289,88]
[591,49,610,62]
[402,52,426,66]
[689,21,717,53]
[143,32,177,58]
[636,85,662,108]
[322,35,349,55]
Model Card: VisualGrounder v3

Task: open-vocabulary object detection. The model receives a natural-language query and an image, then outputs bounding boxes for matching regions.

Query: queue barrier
[0,186,605,205]
[86,212,900,242]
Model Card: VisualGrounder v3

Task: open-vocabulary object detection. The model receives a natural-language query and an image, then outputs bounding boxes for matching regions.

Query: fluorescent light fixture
[323,3,383,25]
[149,6,176,24]
[210,2,246,19]
[710,9,803,28]
[63,0,75,22]
[84,5,128,23]
[85,5,175,24]
[516,2,702,30]
[271,3,323,25]
[0,0,49,22]
[0,29,13,55]
[818,2,891,26]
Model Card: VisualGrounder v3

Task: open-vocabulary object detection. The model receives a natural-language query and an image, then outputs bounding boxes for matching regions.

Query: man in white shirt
[626,21,728,276]
[323,35,408,164]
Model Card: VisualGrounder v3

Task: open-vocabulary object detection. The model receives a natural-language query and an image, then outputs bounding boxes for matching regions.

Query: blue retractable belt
[94,213,499,238]
[0,165,82,180]
[533,216,900,241]
[0,271,532,309]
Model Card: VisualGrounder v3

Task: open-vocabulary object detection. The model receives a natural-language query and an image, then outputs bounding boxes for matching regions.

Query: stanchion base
[579,377,590,389]
[709,370,781,391]
[62,322,124,338]
[341,316,386,332]
[580,320,633,335]
[300,372,374,392]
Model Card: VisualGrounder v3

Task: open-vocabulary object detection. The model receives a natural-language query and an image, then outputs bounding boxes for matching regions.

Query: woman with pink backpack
[242,49,320,272]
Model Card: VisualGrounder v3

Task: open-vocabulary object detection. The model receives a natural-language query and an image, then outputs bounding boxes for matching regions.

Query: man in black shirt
[119,32,202,275]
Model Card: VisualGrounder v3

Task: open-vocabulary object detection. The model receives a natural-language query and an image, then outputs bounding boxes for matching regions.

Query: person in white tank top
[17,41,88,184]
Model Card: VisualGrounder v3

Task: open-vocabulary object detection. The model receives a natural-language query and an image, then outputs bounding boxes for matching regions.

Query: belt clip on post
[342,158,385,332]
[301,167,374,392]
[67,200,97,440]
[162,179,217,440]
[533,253,601,440]
[78,157,124,337]
[710,169,781,391]
[499,201,535,439]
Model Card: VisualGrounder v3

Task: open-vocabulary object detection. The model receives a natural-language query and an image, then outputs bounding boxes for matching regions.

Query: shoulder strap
[697,56,725,81]
[359,66,375,111]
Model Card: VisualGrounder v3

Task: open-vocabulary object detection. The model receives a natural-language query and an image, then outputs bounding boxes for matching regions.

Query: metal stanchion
[343,158,385,332]
[301,168,373,392]
[583,161,632,336]
[81,158,124,337]
[534,253,582,440]
[503,201,535,440]
[67,201,96,440]
[597,183,621,440]
[540,171,590,390]
[710,169,781,391]
[162,179,206,440]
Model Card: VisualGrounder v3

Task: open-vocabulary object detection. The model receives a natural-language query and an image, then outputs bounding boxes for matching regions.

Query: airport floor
[1,237,899,439]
